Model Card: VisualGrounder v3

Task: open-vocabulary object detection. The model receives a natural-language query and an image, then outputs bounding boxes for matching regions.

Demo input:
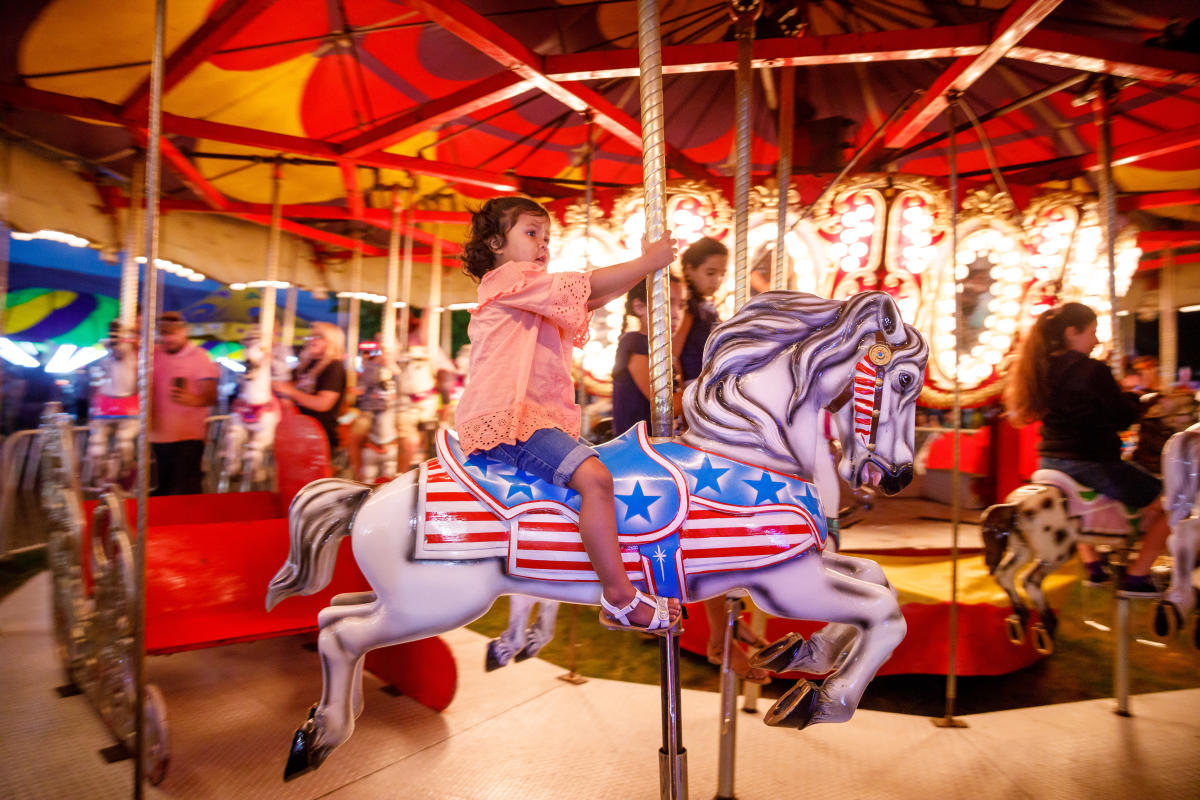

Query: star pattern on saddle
[744,471,787,504]
[692,456,729,494]
[616,481,660,522]
[464,451,497,476]
[501,468,538,500]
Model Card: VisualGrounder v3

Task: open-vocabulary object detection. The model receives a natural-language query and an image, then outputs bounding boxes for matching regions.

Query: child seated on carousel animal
[456,195,682,632]
[1005,302,1169,596]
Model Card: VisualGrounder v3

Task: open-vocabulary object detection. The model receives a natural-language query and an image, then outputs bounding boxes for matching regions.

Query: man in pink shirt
[151,312,218,494]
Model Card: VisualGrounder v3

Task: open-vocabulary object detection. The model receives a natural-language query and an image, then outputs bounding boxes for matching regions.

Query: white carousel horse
[219,331,283,492]
[1155,422,1200,647]
[485,596,560,671]
[267,290,928,780]
[981,469,1144,654]
[87,322,139,486]
[396,344,446,466]
[357,358,400,483]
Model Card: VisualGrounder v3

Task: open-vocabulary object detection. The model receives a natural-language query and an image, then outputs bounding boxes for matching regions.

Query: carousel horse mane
[684,290,928,466]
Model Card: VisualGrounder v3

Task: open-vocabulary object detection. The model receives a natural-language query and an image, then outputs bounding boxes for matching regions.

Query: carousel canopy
[0,0,1197,290]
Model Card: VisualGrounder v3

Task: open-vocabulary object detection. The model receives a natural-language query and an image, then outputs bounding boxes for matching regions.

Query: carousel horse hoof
[513,638,538,662]
[283,717,320,782]
[1004,614,1026,646]
[1031,624,1054,656]
[750,632,806,672]
[763,680,820,729]
[1153,601,1182,639]
[485,640,507,672]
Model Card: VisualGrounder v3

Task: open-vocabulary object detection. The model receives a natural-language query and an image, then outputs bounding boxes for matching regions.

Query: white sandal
[599,590,678,633]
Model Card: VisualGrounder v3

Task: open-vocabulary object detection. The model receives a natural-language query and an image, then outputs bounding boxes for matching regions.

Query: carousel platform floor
[3,572,1199,800]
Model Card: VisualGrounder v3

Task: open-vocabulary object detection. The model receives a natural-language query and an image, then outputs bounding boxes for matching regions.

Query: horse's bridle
[824,331,894,453]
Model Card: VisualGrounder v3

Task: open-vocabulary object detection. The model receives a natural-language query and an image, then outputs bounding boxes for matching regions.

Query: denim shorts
[479,427,596,487]
[1039,457,1161,509]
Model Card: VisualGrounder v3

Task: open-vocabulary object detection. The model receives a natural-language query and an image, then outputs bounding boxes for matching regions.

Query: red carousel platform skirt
[681,551,1077,676]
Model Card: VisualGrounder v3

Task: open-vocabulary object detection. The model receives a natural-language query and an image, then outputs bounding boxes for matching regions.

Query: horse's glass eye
[898,373,913,389]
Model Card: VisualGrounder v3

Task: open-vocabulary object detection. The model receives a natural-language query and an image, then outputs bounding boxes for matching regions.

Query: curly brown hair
[1004,301,1098,426]
[460,196,551,281]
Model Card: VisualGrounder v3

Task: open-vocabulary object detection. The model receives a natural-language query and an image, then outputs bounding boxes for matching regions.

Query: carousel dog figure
[981,466,1146,654]
[267,290,927,779]
[219,329,282,492]
[1155,422,1200,647]
[356,356,400,483]
[86,321,139,487]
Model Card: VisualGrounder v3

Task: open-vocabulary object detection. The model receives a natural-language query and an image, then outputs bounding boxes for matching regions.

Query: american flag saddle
[415,422,827,601]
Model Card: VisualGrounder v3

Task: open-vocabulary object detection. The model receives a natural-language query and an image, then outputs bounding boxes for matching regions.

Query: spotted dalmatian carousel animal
[86,321,139,487]
[267,290,927,779]
[981,470,1141,654]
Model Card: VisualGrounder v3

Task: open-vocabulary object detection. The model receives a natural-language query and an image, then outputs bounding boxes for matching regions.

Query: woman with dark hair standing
[1005,302,1168,595]
[673,237,729,387]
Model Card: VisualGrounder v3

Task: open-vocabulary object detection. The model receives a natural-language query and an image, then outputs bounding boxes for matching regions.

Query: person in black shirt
[673,237,728,387]
[274,321,347,451]
[611,274,684,436]
[1005,302,1168,596]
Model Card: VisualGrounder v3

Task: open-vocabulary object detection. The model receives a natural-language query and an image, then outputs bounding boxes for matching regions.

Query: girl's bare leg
[1129,500,1169,576]
[569,457,680,628]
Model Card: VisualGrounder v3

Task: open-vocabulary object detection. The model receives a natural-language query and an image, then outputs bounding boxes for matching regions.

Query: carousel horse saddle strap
[1029,469,1137,535]
[434,422,689,542]
[91,393,139,418]
[233,395,282,425]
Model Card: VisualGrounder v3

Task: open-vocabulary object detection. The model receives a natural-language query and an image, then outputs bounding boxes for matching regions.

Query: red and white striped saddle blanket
[413,424,828,601]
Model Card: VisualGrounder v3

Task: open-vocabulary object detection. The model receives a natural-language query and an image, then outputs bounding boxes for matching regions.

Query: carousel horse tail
[266,479,372,611]
[980,502,1017,574]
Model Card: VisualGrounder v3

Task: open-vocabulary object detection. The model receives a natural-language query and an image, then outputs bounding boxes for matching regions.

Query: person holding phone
[151,311,218,495]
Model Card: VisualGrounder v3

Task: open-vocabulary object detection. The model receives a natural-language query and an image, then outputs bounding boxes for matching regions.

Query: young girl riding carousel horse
[455,196,682,632]
[1005,302,1169,596]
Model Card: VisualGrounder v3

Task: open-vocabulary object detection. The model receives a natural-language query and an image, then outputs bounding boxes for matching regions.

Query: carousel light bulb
[955,264,969,281]
[856,203,876,220]
[956,249,975,265]
[997,318,1018,334]
[1001,252,1021,268]
[849,242,869,258]
[995,236,1015,253]
[841,212,859,227]
[936,333,957,349]
[855,222,875,237]
[993,334,1013,351]
[840,229,858,244]
[989,265,1005,280]
[840,255,860,271]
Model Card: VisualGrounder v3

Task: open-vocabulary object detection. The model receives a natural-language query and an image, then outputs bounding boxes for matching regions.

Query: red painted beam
[0,84,523,192]
[1009,125,1200,183]
[340,161,364,220]
[239,214,387,255]
[1011,29,1200,87]
[882,0,1064,150]
[401,0,718,182]
[1118,190,1200,212]
[544,24,991,80]
[1138,230,1200,249]
[1138,250,1200,271]
[340,72,530,158]
[120,0,280,117]
[128,125,230,210]
[103,194,470,227]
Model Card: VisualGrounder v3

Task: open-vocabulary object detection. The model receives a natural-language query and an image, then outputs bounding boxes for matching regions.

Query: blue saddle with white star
[435,423,688,543]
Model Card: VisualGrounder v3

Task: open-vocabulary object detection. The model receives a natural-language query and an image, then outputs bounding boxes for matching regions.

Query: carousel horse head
[682,290,928,495]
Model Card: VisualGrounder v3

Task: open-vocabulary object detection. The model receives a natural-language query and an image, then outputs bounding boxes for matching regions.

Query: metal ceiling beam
[340,72,531,158]
[0,84,521,191]
[1118,190,1200,212]
[543,25,1200,87]
[544,23,992,80]
[1008,124,1200,183]
[1138,230,1200,249]
[128,125,230,210]
[882,0,1064,150]
[400,0,717,182]
[120,0,280,117]
[1012,29,1200,87]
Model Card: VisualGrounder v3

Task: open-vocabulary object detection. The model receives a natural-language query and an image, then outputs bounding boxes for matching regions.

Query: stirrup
[599,590,677,633]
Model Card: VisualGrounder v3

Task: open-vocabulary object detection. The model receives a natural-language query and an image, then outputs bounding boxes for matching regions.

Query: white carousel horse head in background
[396,345,443,464]
[266,290,928,780]
[1155,422,1200,647]
[87,321,139,486]
[220,329,281,490]
[357,357,399,483]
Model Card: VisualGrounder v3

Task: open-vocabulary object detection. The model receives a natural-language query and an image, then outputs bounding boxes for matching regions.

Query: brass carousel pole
[635,1,684,798]
[382,188,401,368]
[260,160,283,356]
[773,66,794,292]
[934,93,967,730]
[1094,77,1132,717]
[133,1,166,795]
[717,4,759,798]
[345,235,363,393]
[121,161,144,329]
[0,134,10,407]
[399,189,414,357]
